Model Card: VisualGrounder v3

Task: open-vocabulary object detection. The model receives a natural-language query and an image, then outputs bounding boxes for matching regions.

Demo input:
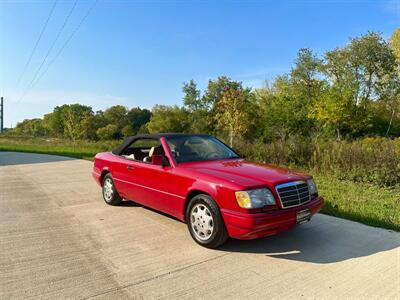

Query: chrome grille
[275,181,310,208]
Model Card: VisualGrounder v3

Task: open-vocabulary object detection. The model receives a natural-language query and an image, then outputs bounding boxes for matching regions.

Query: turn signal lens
[235,191,252,208]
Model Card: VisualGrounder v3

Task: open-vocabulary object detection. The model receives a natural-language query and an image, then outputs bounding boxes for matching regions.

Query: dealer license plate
[296,209,311,224]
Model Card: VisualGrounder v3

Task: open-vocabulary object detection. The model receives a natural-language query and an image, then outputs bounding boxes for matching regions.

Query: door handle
[126,165,135,171]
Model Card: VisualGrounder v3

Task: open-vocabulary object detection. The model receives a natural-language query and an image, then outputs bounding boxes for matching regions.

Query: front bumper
[221,196,324,240]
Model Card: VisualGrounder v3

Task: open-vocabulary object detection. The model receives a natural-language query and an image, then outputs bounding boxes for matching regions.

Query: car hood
[182,159,310,188]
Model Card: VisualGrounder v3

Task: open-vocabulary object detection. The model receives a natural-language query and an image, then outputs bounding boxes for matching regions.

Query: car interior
[121,139,166,164]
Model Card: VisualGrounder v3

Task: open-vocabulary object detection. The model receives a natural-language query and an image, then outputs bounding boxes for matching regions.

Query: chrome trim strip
[113,178,185,199]
[276,180,306,189]
[275,180,311,209]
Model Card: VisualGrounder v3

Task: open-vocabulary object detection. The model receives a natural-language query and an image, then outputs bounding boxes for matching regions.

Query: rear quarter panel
[93,152,130,199]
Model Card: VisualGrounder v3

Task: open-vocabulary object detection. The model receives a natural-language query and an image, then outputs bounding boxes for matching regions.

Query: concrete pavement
[0,151,399,299]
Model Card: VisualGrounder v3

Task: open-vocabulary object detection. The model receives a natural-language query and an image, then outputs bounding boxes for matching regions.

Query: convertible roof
[111,133,211,155]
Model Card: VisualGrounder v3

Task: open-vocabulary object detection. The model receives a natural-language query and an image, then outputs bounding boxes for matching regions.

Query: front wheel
[186,194,228,248]
[102,174,122,206]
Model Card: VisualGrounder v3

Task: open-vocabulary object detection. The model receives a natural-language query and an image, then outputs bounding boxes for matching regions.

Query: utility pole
[0,97,3,133]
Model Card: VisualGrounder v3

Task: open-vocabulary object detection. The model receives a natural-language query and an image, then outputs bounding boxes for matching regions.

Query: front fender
[187,181,219,199]
[181,181,234,222]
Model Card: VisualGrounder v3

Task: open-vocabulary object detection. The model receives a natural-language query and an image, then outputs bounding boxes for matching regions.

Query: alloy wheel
[103,178,114,202]
[190,203,214,241]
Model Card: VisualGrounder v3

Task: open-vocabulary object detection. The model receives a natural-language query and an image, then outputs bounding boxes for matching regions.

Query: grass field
[316,175,399,231]
[0,136,117,160]
[1,135,399,231]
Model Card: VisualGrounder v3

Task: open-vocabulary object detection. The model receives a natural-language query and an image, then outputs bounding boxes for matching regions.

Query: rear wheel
[186,194,228,248]
[102,174,122,206]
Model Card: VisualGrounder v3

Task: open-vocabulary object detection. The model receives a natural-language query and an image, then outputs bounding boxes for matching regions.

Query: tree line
[12,104,151,142]
[11,30,400,146]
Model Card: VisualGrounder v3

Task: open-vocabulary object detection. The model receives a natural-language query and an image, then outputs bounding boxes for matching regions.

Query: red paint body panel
[93,138,324,240]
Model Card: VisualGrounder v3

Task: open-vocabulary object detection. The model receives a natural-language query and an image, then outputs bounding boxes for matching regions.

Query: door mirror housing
[152,154,169,167]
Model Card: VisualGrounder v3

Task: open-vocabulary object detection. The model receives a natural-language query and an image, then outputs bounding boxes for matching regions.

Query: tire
[186,194,229,248]
[102,173,122,206]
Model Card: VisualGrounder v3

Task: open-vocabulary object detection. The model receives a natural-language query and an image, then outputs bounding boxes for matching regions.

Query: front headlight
[307,178,318,195]
[235,188,276,209]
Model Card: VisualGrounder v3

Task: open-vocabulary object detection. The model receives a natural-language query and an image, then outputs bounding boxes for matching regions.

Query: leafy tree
[386,28,400,136]
[390,28,400,61]
[103,105,128,137]
[121,124,135,137]
[322,32,399,136]
[81,111,107,140]
[310,87,368,139]
[14,118,47,136]
[43,106,67,137]
[183,80,202,111]
[147,105,189,133]
[290,48,324,99]
[62,104,93,142]
[9,31,400,143]
[198,76,245,134]
[124,107,152,136]
[96,124,119,140]
[182,80,210,133]
[255,49,325,141]
[216,85,253,147]
[324,32,397,106]
[256,77,315,141]
[203,76,242,111]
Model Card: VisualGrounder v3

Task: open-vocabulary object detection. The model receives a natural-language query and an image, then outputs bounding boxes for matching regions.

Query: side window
[120,138,165,163]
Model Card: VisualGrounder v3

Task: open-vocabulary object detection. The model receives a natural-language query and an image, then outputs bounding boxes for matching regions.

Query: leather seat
[143,146,164,163]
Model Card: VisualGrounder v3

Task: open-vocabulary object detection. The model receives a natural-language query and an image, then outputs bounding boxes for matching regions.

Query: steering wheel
[204,152,220,159]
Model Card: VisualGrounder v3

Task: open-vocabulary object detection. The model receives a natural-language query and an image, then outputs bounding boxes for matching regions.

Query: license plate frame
[296,209,311,224]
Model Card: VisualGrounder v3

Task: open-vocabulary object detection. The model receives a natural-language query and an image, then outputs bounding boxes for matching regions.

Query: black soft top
[111,133,211,155]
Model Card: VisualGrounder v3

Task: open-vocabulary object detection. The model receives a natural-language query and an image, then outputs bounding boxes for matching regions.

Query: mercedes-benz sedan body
[93,133,324,248]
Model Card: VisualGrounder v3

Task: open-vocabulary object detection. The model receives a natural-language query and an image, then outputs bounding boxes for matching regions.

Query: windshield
[166,135,240,163]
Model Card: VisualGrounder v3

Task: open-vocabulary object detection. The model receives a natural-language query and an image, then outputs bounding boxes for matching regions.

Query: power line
[16,0,78,104]
[16,0,58,87]
[34,0,99,88]
[1,97,4,133]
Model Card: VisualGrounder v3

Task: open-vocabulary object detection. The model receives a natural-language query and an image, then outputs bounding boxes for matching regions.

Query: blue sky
[0,0,399,128]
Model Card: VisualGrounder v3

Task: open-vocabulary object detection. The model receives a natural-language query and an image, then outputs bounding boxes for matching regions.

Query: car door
[116,138,182,215]
[109,154,139,200]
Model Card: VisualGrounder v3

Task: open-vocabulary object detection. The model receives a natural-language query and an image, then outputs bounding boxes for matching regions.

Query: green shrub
[235,137,400,188]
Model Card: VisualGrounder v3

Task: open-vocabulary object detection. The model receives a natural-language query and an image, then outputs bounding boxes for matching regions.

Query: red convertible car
[93,133,324,248]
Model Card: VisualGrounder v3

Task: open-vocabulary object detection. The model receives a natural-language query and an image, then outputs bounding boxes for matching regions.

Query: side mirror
[152,154,169,167]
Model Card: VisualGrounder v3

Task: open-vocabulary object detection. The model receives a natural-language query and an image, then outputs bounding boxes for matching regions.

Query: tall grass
[235,137,400,188]
[2,135,399,187]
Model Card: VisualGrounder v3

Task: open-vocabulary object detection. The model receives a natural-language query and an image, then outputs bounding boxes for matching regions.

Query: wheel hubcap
[103,178,114,202]
[190,203,214,241]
